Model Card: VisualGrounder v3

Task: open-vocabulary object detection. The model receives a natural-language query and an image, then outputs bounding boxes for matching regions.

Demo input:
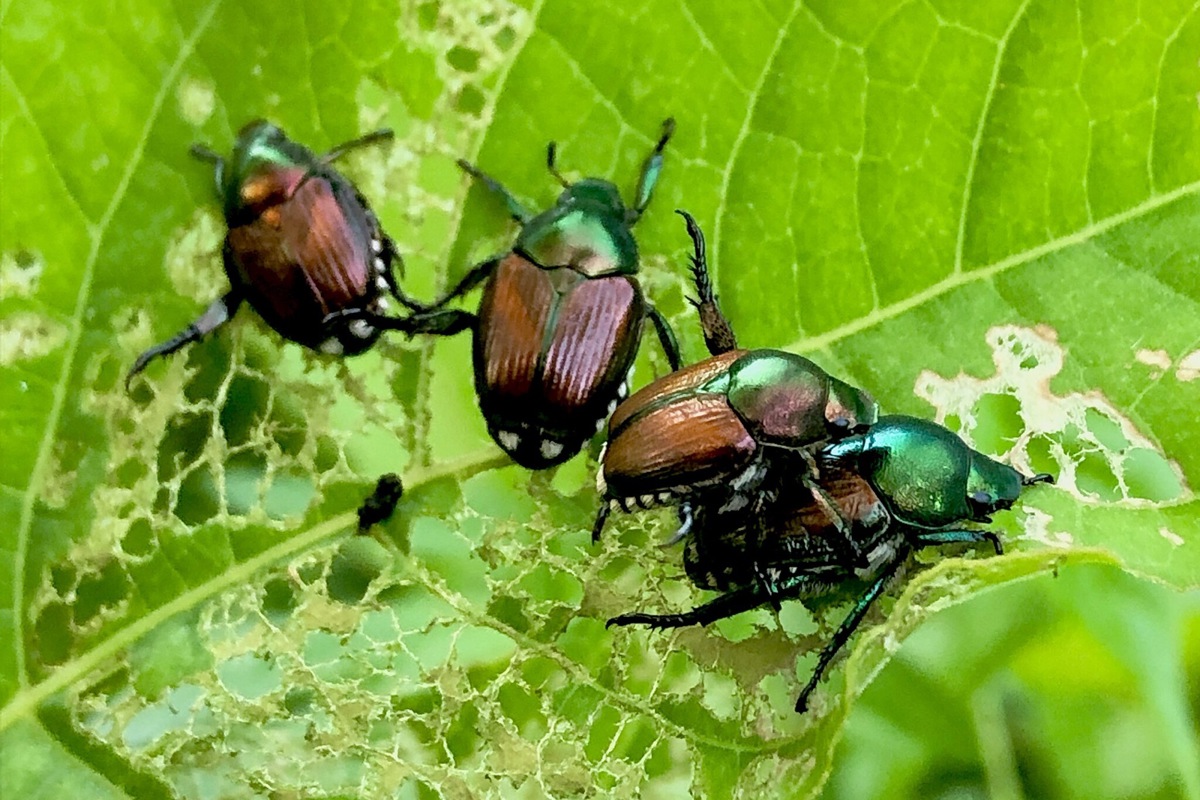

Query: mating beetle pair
[596,214,1054,711]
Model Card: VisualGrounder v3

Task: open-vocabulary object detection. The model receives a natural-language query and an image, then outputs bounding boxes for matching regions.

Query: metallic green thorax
[826,415,1025,529]
[721,351,877,442]
[517,179,638,277]
[219,120,316,213]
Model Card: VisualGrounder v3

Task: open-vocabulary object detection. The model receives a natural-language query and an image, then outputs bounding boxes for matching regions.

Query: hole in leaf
[456,84,486,116]
[34,601,73,665]
[970,393,1023,454]
[1085,408,1130,452]
[1075,451,1121,501]
[1123,448,1183,501]
[445,45,480,72]
[216,652,281,700]
[224,449,268,515]
[327,538,388,604]
[175,466,221,525]
[157,412,209,483]
[263,469,315,519]
[219,373,270,446]
[73,561,130,625]
[261,577,298,626]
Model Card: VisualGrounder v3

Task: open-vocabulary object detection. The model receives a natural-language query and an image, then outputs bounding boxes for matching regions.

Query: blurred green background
[2,0,1197,797]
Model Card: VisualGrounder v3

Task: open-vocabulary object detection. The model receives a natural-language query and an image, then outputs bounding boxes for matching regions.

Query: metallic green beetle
[609,414,1054,712]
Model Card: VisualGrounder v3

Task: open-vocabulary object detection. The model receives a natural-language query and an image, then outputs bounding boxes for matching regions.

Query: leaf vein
[954,0,1033,274]
[9,0,224,692]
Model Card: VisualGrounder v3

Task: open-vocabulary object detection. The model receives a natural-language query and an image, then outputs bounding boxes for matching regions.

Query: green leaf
[1,0,1196,797]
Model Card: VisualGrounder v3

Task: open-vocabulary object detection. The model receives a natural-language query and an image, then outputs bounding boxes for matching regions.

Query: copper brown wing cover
[604,392,757,498]
[226,169,372,346]
[476,254,644,436]
[608,348,747,432]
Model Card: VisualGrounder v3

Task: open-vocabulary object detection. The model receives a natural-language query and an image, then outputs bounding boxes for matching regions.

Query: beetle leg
[545,141,571,188]
[322,308,475,337]
[591,502,612,543]
[127,291,242,388]
[915,529,1004,556]
[189,144,226,194]
[418,258,501,311]
[747,496,784,612]
[456,158,533,223]
[803,473,868,568]
[629,117,675,221]
[795,553,906,713]
[676,210,737,355]
[377,241,446,314]
[320,128,394,164]
[645,304,683,371]
[659,502,693,547]
[606,583,767,630]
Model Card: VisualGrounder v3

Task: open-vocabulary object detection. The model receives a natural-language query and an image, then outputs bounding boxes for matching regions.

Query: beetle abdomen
[604,393,756,498]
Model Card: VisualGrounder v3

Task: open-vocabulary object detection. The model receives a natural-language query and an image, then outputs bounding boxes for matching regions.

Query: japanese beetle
[608,415,1054,712]
[593,211,877,570]
[127,120,416,385]
[330,120,684,469]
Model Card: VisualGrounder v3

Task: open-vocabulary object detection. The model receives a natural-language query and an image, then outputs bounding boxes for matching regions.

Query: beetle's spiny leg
[456,158,533,223]
[127,291,241,389]
[607,583,764,630]
[407,257,501,312]
[914,529,1004,556]
[795,554,906,713]
[645,304,683,371]
[676,210,737,355]
[322,308,475,337]
[1022,472,1055,486]
[803,472,868,568]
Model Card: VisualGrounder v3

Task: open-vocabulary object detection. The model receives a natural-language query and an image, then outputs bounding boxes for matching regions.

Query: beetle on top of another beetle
[329,119,684,469]
[598,212,1054,712]
[127,120,434,387]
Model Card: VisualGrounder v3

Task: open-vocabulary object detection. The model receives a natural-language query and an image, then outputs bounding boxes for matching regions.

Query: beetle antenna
[320,128,394,164]
[546,142,570,188]
[653,117,676,155]
[1022,472,1055,486]
[189,144,222,164]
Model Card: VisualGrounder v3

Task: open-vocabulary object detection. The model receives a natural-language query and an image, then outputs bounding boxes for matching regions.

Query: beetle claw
[592,503,611,543]
[660,503,693,547]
